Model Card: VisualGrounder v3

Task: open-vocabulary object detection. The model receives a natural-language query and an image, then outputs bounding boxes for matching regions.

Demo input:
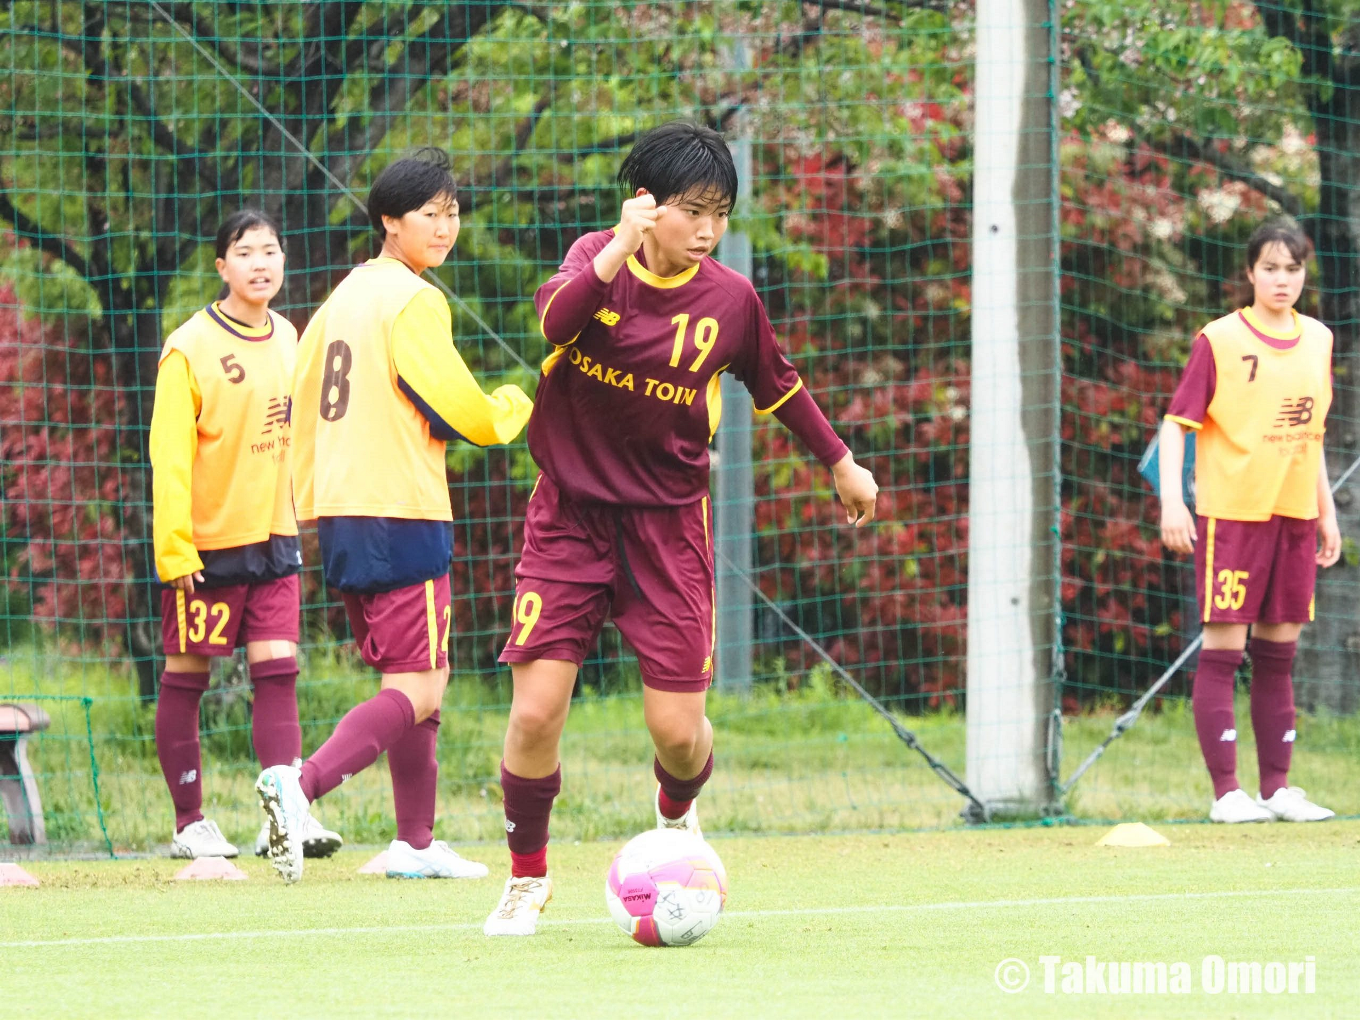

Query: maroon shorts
[342,575,451,674]
[1195,515,1317,625]
[161,575,300,657]
[499,474,715,692]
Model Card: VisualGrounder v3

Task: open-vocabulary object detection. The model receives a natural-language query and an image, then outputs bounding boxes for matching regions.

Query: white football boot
[1256,787,1335,822]
[1209,788,1274,823]
[655,785,702,838]
[255,813,343,858]
[483,875,554,936]
[170,818,238,859]
[384,839,490,879]
[303,815,343,857]
[255,764,309,883]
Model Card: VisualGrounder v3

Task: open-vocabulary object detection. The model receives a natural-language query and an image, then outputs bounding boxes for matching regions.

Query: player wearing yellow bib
[1159,219,1341,824]
[150,210,340,860]
[256,150,533,883]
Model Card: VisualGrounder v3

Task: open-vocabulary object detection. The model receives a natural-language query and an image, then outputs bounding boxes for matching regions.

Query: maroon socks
[388,710,440,850]
[249,656,301,768]
[655,751,714,819]
[299,687,415,802]
[498,752,713,876]
[155,670,210,832]
[1249,638,1298,800]
[1194,642,1301,801]
[501,762,561,877]
[1192,649,1242,800]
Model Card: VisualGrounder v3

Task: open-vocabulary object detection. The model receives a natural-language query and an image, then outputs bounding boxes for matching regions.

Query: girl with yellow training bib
[1158,218,1340,825]
[150,210,340,860]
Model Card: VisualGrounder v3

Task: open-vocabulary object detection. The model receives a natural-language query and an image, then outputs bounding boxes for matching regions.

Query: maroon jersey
[529,230,845,506]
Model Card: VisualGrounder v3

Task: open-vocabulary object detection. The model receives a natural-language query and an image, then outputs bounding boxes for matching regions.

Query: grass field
[9,643,1360,853]
[6,823,1359,1019]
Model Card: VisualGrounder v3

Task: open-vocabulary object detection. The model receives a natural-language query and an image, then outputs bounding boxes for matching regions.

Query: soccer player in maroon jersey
[484,122,879,934]
[1160,219,1340,823]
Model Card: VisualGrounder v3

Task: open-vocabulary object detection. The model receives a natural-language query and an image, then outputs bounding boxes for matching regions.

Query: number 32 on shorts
[1214,569,1248,611]
[189,599,231,645]
[512,591,543,646]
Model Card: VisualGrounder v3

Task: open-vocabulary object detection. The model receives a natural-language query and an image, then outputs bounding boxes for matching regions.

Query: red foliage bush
[0,287,136,642]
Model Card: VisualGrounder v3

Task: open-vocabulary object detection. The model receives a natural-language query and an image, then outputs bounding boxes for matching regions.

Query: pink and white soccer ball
[605,828,727,946]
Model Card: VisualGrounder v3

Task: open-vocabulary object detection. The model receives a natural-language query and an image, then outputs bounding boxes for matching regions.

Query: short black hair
[214,208,283,259]
[1247,217,1309,268]
[368,147,458,239]
[617,121,737,208]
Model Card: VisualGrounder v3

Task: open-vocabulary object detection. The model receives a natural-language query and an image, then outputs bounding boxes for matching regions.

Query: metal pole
[964,0,1059,818]
[715,39,755,693]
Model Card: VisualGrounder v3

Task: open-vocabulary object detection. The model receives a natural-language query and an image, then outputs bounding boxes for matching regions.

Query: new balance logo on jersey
[701,656,713,674]
[1220,729,1237,742]
[261,395,291,435]
[1275,396,1315,427]
[1283,729,1297,743]
[178,769,198,785]
[504,819,517,833]
[594,308,621,327]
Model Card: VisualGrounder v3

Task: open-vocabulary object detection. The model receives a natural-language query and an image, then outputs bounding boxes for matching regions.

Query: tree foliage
[1,1,965,700]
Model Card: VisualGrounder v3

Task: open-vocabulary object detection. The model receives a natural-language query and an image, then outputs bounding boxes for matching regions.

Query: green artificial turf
[6,823,1359,1019]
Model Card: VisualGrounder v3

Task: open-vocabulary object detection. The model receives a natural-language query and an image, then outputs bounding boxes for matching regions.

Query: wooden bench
[0,703,50,845]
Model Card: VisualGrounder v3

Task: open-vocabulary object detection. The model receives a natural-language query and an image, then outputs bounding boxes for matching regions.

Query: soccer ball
[605,828,727,946]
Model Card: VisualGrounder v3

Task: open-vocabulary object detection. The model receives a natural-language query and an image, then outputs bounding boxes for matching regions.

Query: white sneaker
[170,818,238,859]
[483,874,553,936]
[1209,788,1275,823]
[255,764,309,883]
[303,815,343,858]
[655,785,702,837]
[255,815,343,859]
[385,839,490,879]
[1257,787,1335,822]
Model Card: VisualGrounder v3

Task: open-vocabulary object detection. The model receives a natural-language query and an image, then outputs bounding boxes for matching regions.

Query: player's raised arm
[534,192,668,345]
[392,287,533,446]
[532,235,617,346]
[149,348,205,591]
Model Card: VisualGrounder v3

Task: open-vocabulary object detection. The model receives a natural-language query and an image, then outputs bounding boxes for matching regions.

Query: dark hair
[368,147,458,239]
[1246,218,1309,268]
[215,208,283,259]
[617,121,737,208]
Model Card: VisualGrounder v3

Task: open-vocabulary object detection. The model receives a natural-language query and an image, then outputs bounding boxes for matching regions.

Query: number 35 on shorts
[511,590,543,646]
[1213,569,1249,611]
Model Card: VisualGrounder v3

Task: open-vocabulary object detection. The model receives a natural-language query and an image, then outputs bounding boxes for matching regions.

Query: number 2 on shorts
[512,591,543,646]
[1214,569,1248,611]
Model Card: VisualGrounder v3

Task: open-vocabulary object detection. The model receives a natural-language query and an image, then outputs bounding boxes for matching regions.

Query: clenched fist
[613,190,668,254]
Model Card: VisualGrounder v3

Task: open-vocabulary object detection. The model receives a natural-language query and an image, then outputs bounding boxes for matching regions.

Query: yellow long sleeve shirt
[149,304,298,583]
[293,257,532,523]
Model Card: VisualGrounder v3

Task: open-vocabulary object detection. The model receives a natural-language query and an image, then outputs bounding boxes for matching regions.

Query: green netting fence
[1058,1,1360,819]
[2,1,1359,855]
